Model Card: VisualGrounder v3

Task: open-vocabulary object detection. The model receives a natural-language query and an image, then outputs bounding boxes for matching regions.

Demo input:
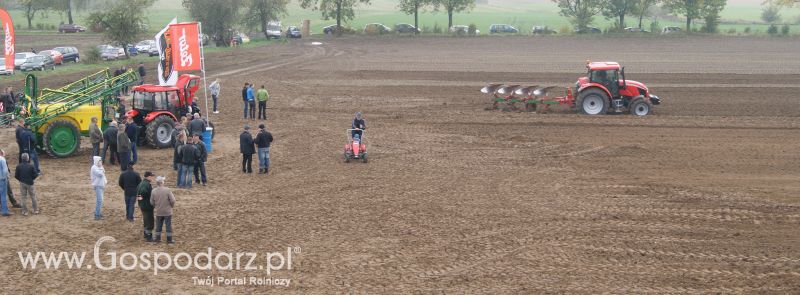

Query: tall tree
[771,0,797,6]
[399,0,433,35]
[53,0,92,24]
[84,0,154,56]
[601,0,637,31]
[300,0,371,35]
[552,0,602,30]
[183,0,244,46]
[242,0,289,39]
[633,0,659,29]
[761,1,781,23]
[433,0,474,29]
[700,0,725,33]
[18,0,53,29]
[663,0,703,31]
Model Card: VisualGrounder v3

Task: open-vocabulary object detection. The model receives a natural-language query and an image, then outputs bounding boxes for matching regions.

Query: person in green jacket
[136,171,155,241]
[257,85,269,120]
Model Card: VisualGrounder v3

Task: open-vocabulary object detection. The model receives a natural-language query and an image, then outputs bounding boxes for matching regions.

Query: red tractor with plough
[482,61,661,115]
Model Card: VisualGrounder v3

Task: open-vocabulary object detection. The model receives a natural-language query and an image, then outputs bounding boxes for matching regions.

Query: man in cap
[137,171,155,241]
[239,125,255,173]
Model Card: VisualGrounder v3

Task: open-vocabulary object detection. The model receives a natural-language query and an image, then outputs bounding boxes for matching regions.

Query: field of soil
[2,35,800,293]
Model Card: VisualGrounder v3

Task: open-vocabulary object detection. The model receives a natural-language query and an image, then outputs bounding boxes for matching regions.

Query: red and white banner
[0,9,15,71]
[169,22,201,71]
[156,18,178,86]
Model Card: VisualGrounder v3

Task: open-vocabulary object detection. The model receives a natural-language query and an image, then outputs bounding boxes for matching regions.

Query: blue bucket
[203,127,213,153]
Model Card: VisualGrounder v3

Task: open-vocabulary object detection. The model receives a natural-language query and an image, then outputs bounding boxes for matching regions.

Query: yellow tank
[34,103,104,135]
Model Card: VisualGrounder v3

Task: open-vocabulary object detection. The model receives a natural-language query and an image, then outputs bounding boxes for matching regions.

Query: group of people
[241,83,269,120]
[239,124,274,174]
[94,116,140,171]
[172,113,210,188]
[0,149,39,217]
[90,158,176,243]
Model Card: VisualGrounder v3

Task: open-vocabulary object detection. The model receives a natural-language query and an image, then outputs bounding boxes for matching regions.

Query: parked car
[20,54,55,71]
[266,22,282,39]
[53,46,80,63]
[135,40,156,52]
[624,27,649,33]
[101,47,125,60]
[661,26,682,34]
[286,26,302,38]
[58,23,86,33]
[363,23,392,34]
[38,50,64,65]
[532,26,557,35]
[323,24,355,35]
[489,24,519,34]
[148,46,160,57]
[450,25,479,35]
[574,26,602,34]
[395,23,421,34]
[14,52,37,69]
[0,58,12,75]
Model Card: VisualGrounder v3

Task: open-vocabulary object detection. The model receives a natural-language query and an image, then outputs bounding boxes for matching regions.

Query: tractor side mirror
[621,67,626,87]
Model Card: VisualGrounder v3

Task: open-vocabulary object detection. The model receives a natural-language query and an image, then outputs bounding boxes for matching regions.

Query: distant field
[4,0,799,36]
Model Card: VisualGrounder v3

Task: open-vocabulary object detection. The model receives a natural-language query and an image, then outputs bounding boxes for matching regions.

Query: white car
[135,40,156,52]
[14,52,37,69]
[266,21,282,39]
[450,25,480,35]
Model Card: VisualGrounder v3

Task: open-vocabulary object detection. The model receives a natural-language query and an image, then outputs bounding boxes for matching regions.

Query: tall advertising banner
[169,23,201,71]
[0,9,15,71]
[156,18,178,86]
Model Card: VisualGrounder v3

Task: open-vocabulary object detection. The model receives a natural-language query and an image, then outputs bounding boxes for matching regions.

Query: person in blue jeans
[242,83,250,119]
[247,83,256,119]
[90,156,107,220]
[255,124,274,174]
[118,165,142,222]
[0,149,10,216]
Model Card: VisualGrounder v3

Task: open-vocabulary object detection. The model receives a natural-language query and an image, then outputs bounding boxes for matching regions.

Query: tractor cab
[130,86,186,123]
[586,62,622,98]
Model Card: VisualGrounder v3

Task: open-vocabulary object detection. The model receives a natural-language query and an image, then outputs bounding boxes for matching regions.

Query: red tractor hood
[625,80,648,93]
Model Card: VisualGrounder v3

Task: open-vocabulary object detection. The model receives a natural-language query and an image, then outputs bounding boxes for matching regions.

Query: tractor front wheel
[146,115,175,148]
[629,97,653,116]
[43,119,80,158]
[577,88,609,115]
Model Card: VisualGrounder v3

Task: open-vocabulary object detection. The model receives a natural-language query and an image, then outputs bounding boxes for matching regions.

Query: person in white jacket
[90,156,107,220]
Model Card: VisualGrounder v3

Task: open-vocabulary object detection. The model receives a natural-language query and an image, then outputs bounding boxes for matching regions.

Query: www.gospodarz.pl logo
[17,236,300,276]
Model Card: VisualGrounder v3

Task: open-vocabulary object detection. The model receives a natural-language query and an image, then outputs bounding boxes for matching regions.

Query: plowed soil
[2,35,800,294]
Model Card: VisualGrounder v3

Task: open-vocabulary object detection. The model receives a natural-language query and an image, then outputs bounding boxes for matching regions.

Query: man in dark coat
[137,62,146,85]
[254,124,274,174]
[239,125,255,173]
[178,139,199,188]
[14,153,38,215]
[102,121,119,165]
[117,123,132,171]
[241,83,249,119]
[18,125,40,175]
[126,117,139,165]
[118,165,142,222]
[188,113,206,141]
[137,171,155,241]
[192,134,208,186]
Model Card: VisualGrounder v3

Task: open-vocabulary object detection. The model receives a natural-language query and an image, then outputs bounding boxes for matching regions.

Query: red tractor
[126,74,212,148]
[483,61,661,115]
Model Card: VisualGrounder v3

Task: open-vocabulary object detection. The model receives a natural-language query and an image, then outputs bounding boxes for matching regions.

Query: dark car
[574,26,602,34]
[395,23,421,34]
[323,24,354,35]
[20,55,55,71]
[489,24,519,34]
[58,23,86,33]
[624,27,649,33]
[52,46,80,63]
[532,26,557,35]
[286,26,302,38]
[363,23,392,35]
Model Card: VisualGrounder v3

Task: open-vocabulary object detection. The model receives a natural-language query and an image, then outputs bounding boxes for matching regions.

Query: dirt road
[2,35,800,293]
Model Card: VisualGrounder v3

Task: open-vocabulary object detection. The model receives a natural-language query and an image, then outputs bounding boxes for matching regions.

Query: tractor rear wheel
[43,119,80,158]
[629,97,653,116]
[577,88,609,115]
[146,115,175,149]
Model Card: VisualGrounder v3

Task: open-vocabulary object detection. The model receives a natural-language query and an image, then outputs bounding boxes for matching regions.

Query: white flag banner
[155,17,178,86]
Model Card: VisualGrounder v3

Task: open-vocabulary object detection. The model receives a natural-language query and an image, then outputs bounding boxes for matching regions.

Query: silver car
[0,58,12,75]
[14,52,37,69]
[101,47,125,60]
